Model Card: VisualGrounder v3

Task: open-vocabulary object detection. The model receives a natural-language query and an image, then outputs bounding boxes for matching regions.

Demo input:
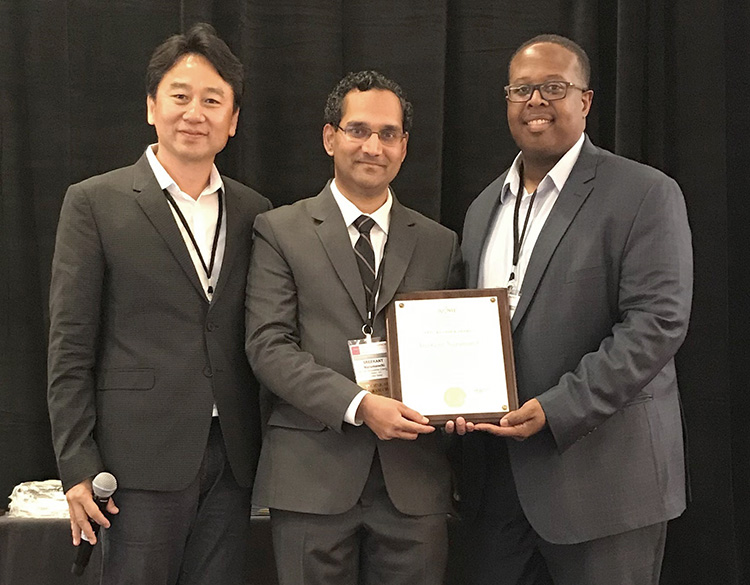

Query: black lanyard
[363,240,388,336]
[164,188,223,295]
[509,164,537,283]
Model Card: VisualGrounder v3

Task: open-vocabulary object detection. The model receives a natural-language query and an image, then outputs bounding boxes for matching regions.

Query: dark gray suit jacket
[460,136,693,544]
[245,183,463,516]
[48,153,271,493]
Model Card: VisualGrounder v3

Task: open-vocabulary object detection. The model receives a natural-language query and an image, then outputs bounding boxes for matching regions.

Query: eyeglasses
[504,81,587,103]
[335,124,406,146]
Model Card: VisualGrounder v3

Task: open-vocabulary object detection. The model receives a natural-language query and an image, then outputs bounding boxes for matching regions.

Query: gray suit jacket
[246,183,464,516]
[48,153,271,492]
[460,136,693,544]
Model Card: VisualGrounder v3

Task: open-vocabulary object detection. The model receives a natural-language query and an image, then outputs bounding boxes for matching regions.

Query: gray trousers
[271,452,449,585]
[100,418,251,585]
[459,438,668,585]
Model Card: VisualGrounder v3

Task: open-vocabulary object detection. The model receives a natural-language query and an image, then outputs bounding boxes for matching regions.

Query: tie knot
[353,215,375,236]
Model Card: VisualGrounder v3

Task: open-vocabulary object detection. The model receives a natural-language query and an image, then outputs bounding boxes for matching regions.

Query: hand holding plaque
[385,288,519,425]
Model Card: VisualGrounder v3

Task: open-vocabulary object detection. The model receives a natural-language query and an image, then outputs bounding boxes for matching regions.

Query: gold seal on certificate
[385,288,518,424]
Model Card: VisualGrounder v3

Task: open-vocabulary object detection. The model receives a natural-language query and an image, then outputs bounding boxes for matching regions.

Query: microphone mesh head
[92,472,118,498]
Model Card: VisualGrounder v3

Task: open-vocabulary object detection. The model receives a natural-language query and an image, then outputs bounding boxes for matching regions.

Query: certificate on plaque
[385,288,518,425]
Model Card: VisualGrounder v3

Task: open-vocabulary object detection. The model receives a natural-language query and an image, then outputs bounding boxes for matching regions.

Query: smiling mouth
[525,118,552,127]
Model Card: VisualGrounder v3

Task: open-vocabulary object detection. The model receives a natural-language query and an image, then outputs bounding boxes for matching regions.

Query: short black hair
[324,70,414,133]
[509,34,591,89]
[146,23,244,111]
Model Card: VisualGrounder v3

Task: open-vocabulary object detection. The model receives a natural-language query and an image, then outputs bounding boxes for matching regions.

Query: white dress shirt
[331,179,392,272]
[479,133,585,305]
[146,145,227,302]
[330,179,393,425]
[146,145,226,417]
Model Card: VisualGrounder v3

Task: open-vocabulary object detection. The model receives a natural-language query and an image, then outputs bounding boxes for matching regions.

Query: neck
[155,147,213,199]
[520,156,558,193]
[336,182,389,214]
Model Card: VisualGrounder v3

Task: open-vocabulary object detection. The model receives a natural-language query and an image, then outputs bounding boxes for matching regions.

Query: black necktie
[353,215,377,311]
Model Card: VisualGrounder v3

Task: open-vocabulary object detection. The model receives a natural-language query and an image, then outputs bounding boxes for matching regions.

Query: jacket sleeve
[537,176,693,452]
[47,183,105,491]
[245,212,362,431]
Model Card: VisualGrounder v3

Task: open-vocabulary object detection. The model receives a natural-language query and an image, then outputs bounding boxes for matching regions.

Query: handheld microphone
[71,472,117,576]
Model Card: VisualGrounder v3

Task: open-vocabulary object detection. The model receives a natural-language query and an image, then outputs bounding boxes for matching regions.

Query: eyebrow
[510,76,570,84]
[345,121,401,130]
[167,82,226,96]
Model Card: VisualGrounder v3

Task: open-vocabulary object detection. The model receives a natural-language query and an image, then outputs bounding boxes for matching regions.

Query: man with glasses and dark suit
[451,34,693,585]
[246,70,463,585]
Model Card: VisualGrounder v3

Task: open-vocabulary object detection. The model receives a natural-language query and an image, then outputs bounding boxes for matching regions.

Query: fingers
[444,417,474,435]
[106,497,119,515]
[360,394,435,440]
[65,479,113,546]
[397,402,430,425]
[399,419,436,436]
[499,409,530,427]
[82,496,111,529]
[472,401,546,440]
[375,415,434,440]
[473,422,507,436]
[68,499,97,545]
[66,481,94,545]
[473,421,531,439]
[69,516,82,546]
[390,422,435,441]
[504,399,547,437]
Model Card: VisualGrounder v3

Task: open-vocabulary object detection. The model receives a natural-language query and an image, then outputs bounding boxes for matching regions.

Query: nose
[361,132,383,155]
[527,87,547,106]
[183,99,206,121]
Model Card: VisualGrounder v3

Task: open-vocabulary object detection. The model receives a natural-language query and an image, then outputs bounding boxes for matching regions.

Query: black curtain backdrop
[0,1,745,583]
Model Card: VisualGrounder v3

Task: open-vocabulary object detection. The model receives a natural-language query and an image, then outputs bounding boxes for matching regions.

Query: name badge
[508,292,520,316]
[348,337,390,397]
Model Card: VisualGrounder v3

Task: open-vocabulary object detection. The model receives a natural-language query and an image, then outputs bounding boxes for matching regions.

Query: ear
[229,108,239,137]
[147,96,156,126]
[322,124,336,156]
[581,89,593,119]
[399,132,409,163]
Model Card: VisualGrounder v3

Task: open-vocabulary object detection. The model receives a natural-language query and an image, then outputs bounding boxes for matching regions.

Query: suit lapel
[466,174,507,288]
[210,183,241,301]
[375,197,417,316]
[131,154,207,301]
[311,185,369,322]
[511,138,599,329]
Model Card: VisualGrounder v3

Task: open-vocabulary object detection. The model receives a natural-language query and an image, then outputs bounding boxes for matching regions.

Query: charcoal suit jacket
[246,183,463,516]
[48,153,271,493]
[460,136,693,544]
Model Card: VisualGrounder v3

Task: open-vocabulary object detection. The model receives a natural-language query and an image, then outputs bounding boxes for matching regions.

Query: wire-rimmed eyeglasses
[335,124,406,146]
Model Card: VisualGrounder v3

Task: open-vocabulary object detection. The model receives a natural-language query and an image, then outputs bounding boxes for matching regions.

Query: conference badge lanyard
[507,164,537,315]
[163,188,223,301]
[348,247,390,397]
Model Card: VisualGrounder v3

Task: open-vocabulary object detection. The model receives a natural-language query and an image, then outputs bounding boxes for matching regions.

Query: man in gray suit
[246,71,463,585]
[451,35,692,584]
[47,24,270,585]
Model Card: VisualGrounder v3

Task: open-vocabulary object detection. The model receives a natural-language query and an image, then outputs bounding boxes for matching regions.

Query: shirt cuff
[344,390,369,425]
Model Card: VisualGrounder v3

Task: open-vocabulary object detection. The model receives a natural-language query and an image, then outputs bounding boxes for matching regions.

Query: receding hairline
[339,87,403,120]
[509,38,590,88]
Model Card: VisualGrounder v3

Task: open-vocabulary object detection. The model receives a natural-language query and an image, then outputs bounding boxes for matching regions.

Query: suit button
[206,322,217,331]
[203,366,213,378]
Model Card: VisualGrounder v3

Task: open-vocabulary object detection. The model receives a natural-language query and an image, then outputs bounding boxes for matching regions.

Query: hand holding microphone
[66,472,118,576]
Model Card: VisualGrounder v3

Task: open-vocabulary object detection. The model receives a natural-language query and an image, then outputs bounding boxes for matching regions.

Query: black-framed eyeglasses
[335,124,406,146]
[504,81,588,102]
